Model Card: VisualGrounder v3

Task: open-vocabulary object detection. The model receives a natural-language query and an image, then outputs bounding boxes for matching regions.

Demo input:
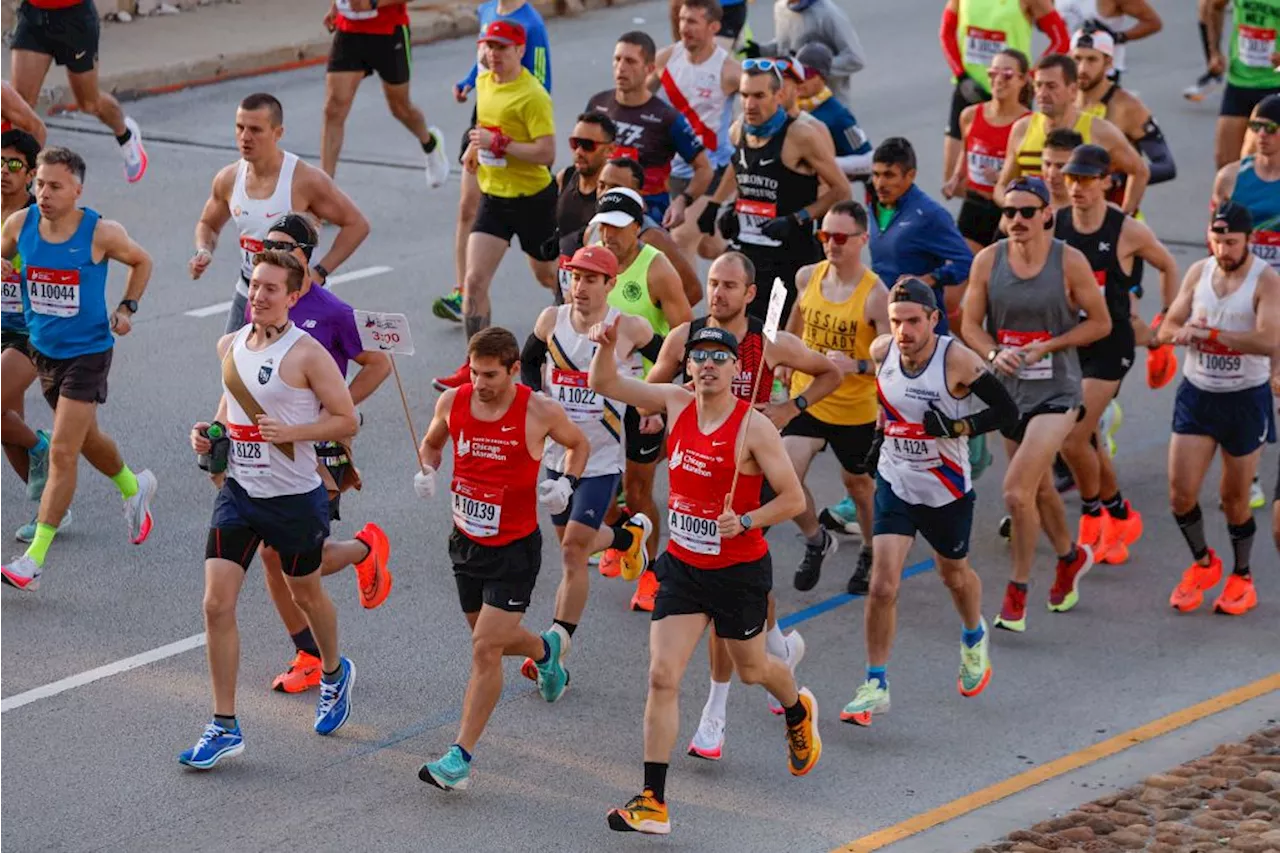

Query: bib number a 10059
[227,423,271,478]
[668,495,721,556]
[1194,338,1244,386]
[451,478,504,539]
[25,266,80,317]
[883,422,941,472]
[550,368,603,422]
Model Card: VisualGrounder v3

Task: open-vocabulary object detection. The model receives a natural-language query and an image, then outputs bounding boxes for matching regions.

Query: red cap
[564,245,618,278]
[478,19,526,46]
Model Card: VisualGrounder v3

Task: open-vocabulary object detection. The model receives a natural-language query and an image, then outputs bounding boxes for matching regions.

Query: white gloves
[413,466,437,499]
[537,477,575,514]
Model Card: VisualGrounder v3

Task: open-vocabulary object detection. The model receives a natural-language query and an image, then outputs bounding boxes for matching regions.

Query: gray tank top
[986,239,1082,413]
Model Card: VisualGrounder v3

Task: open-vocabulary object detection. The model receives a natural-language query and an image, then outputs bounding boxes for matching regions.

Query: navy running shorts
[1172,379,1276,458]
[872,475,975,560]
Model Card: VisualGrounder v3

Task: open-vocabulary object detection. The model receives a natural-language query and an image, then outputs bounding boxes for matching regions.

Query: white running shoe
[767,630,807,715]
[424,126,449,188]
[687,713,724,760]
[121,117,148,183]
[1,553,42,591]
[123,469,157,545]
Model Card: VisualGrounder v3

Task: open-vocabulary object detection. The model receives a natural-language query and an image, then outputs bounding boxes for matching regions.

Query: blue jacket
[868,183,973,332]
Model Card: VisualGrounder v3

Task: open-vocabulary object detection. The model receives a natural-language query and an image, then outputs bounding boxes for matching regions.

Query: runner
[793,43,876,180]
[960,177,1110,633]
[190,93,371,335]
[698,60,852,322]
[414,327,588,791]
[1053,145,1179,565]
[1159,202,1279,617]
[320,0,449,187]
[554,114,618,252]
[840,278,1018,727]
[1,81,46,146]
[944,49,1032,254]
[1041,127,1084,209]
[588,319,820,836]
[784,201,889,596]
[586,30,713,225]
[749,0,867,107]
[1055,0,1163,83]
[7,0,147,182]
[1201,0,1280,169]
[179,251,357,769]
[670,0,749,52]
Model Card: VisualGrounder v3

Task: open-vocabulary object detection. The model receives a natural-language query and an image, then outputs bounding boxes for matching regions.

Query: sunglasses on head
[569,136,604,152]
[1247,119,1279,135]
[743,57,791,78]
[688,348,734,364]
[262,239,313,252]
[1000,204,1045,219]
[818,229,864,245]
[2,158,27,173]
[1063,173,1101,184]
[987,67,1019,80]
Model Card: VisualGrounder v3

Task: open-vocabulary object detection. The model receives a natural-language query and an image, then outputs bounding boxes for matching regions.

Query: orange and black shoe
[630,567,659,612]
[617,514,653,582]
[272,649,322,693]
[785,687,822,776]
[1170,549,1223,612]
[1212,573,1257,616]
[354,522,392,610]
[607,790,670,835]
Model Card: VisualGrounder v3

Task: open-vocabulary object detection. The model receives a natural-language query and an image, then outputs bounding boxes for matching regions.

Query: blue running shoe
[535,630,568,703]
[419,745,471,791]
[314,657,355,735]
[26,430,50,502]
[178,720,243,769]
[15,508,70,544]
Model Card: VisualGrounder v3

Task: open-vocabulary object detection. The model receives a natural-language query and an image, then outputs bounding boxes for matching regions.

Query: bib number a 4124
[883,422,941,471]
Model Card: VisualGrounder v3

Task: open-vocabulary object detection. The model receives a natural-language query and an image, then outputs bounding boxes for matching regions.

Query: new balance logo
[303,319,317,328]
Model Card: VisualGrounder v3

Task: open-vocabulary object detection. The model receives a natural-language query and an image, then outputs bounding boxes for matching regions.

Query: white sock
[703,679,730,721]
[765,624,787,659]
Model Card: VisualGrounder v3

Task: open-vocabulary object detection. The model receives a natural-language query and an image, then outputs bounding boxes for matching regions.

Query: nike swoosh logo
[638,446,659,457]
[743,624,761,636]
[74,51,86,59]
[501,426,517,432]
[759,159,775,166]
[508,599,526,607]
[265,211,283,218]
[712,441,727,447]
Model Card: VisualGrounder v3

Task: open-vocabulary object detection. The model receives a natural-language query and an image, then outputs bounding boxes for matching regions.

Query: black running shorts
[11,0,99,74]
[472,183,559,260]
[651,550,771,641]
[449,526,542,614]
[327,25,412,85]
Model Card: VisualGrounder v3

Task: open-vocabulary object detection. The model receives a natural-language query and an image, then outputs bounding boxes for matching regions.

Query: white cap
[1071,27,1115,57]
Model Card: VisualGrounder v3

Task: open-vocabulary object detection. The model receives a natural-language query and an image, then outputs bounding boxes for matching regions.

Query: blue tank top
[1232,157,1280,272]
[18,207,112,359]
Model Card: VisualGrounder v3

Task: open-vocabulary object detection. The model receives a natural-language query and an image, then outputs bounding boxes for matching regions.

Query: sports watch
[740,514,753,530]
[118,299,139,314]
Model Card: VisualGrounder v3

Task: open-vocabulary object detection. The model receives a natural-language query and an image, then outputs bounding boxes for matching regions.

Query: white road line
[182,265,394,318]
[0,633,206,714]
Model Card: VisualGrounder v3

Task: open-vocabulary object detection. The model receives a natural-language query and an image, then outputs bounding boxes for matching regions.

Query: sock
[322,664,342,684]
[422,135,438,154]
[1103,493,1128,519]
[290,627,321,657]
[213,713,238,730]
[783,699,808,727]
[805,529,826,548]
[536,637,551,664]
[553,618,577,638]
[1174,504,1210,562]
[610,524,636,552]
[1011,581,1028,593]
[765,623,787,658]
[24,523,57,567]
[116,128,132,145]
[703,679,730,720]
[1227,518,1256,577]
[643,761,668,802]
[1199,22,1212,61]
[111,465,139,499]
[1058,544,1078,564]
[866,666,887,689]
[962,622,985,648]
[1081,495,1102,517]
[462,312,490,341]
[453,743,472,763]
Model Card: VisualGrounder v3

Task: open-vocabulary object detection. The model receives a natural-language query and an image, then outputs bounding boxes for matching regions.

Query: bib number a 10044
[25,266,80,317]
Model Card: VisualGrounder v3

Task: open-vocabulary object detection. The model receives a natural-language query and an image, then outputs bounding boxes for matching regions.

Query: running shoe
[1100,504,1143,565]
[958,618,992,698]
[424,126,450,188]
[767,630,807,715]
[1183,71,1223,102]
[535,629,569,702]
[785,687,821,776]
[597,549,621,578]
[354,522,392,609]
[607,790,670,835]
[314,657,355,735]
[630,567,659,612]
[1212,573,1257,616]
[25,430,50,502]
[993,581,1027,632]
[794,528,836,591]
[846,547,872,596]
[432,361,470,391]
[419,745,471,791]
[15,508,70,544]
[687,713,725,760]
[1249,479,1266,510]
[122,469,158,545]
[1047,544,1093,612]
[120,117,148,183]
[178,720,243,770]
[617,513,652,582]
[1077,512,1103,550]
[1170,549,1224,612]
[272,649,322,693]
[432,290,463,323]
[0,553,41,591]
[998,515,1012,540]
[819,496,858,534]
[1053,456,1075,493]
[840,679,889,726]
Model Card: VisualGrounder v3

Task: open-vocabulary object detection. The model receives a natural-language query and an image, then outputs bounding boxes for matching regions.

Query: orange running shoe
[786,687,822,776]
[1213,573,1257,615]
[598,550,622,578]
[272,649,322,693]
[607,790,670,834]
[1170,549,1223,612]
[630,568,659,612]
[1077,513,1103,549]
[1100,505,1143,565]
[354,522,392,609]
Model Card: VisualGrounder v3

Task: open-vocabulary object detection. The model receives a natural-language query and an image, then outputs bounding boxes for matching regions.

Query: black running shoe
[794,529,837,591]
[846,547,872,595]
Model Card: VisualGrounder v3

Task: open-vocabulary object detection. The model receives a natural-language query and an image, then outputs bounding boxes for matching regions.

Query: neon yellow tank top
[789,262,880,426]
[1017,111,1095,177]
[607,243,666,375]
[957,0,1033,93]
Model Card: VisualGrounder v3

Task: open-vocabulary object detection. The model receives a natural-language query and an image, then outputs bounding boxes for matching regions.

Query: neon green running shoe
[958,618,991,697]
[839,679,889,727]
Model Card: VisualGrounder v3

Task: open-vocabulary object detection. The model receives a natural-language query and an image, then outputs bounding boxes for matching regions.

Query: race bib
[1237,25,1277,68]
[884,422,941,472]
[25,266,80,317]
[227,423,271,479]
[477,127,508,168]
[997,329,1053,381]
[735,198,781,248]
[965,25,1006,65]
[965,150,1003,189]
[451,478,503,539]
[336,0,378,19]
[1193,338,1245,384]
[239,235,263,256]
[1249,230,1280,271]
[668,495,721,556]
[1,268,22,315]
[550,368,603,422]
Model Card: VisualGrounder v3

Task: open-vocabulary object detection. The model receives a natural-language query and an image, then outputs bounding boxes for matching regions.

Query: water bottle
[198,422,230,474]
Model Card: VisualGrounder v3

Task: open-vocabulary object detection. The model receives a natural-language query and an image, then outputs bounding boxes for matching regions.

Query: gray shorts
[225,290,249,335]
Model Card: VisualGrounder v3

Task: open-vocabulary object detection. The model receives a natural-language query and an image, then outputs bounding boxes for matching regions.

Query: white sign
[355,310,415,355]
[763,277,787,342]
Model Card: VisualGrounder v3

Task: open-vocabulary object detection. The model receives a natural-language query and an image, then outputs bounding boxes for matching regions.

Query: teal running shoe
[958,618,992,697]
[15,508,70,544]
[432,289,463,322]
[419,744,471,791]
[26,430,50,502]
[535,629,569,702]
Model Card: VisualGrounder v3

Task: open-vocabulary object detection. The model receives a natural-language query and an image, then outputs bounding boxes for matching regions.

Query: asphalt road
[2,0,1277,851]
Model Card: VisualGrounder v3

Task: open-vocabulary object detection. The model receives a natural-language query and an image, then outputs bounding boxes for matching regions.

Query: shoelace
[853,682,882,707]
[318,679,340,712]
[625,794,660,814]
[786,719,810,754]
[196,723,229,748]
[960,644,983,674]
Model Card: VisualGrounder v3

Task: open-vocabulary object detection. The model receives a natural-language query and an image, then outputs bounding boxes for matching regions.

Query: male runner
[190,93,370,335]
[413,327,587,791]
[995,54,1149,215]
[794,43,876,180]
[1160,202,1279,617]
[1055,0,1163,82]
[1,81,46,146]
[179,251,357,769]
[699,61,851,321]
[589,319,819,836]
[841,278,1017,727]
[555,114,618,253]
[961,177,1110,632]
[586,30,713,225]
[1041,127,1085,209]
[0,147,157,590]
[1201,0,1280,169]
[320,0,449,187]
[1054,145,1178,564]
[1212,94,1280,272]
[7,0,147,182]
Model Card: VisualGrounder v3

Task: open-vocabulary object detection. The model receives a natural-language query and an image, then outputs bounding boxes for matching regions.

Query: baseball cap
[1062,144,1112,177]
[1210,200,1253,235]
[1006,176,1051,206]
[795,43,832,80]
[478,20,526,46]
[685,325,739,357]
[590,188,646,228]
[564,245,619,278]
[268,213,319,260]
[889,277,939,311]
[1255,93,1280,123]
[779,56,807,83]
[1071,27,1115,57]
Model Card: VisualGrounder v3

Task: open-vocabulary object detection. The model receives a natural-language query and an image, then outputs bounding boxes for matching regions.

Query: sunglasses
[1247,119,1279,135]
[262,239,313,252]
[569,137,604,152]
[743,57,791,79]
[2,158,27,173]
[1000,205,1045,219]
[987,67,1019,80]
[688,349,735,364]
[818,230,865,245]
[1063,173,1101,184]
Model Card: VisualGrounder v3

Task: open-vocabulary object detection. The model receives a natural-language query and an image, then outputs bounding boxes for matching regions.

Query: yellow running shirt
[789,262,880,426]
[1016,111,1095,177]
[474,67,555,199]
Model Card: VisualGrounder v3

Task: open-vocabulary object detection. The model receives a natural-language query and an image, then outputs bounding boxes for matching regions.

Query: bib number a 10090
[883,422,941,472]
[451,478,504,539]
[668,495,722,555]
[227,423,271,478]
[25,266,80,317]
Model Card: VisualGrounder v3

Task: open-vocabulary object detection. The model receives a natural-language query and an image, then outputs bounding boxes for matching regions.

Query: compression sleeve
[961,371,1019,436]
[637,333,666,364]
[520,333,548,390]
[1136,117,1177,185]
[836,151,875,177]
[1036,10,1071,55]
[940,6,966,78]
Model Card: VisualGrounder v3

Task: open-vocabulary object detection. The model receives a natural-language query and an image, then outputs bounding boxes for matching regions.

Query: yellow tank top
[789,262,879,426]
[1016,112,1095,177]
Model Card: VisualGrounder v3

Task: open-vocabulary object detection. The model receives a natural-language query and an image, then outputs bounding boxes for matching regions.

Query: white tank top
[230,152,299,293]
[223,323,322,498]
[543,305,627,477]
[1183,255,1272,393]
[876,336,974,508]
[660,44,735,176]
[1056,0,1131,71]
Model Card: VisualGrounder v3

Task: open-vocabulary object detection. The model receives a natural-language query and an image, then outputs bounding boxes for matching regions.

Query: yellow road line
[835,672,1280,853]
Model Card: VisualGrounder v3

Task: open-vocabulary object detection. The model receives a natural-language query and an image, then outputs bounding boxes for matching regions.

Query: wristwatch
[313,264,330,284]
[792,394,809,411]
[118,299,139,314]
[986,348,999,363]
[678,191,695,207]
[740,514,753,530]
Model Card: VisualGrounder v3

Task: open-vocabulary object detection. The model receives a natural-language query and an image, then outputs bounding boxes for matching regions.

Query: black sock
[214,713,238,730]
[610,524,636,552]
[422,135,437,154]
[1011,581,1028,593]
[643,761,668,802]
[1103,493,1128,519]
[322,665,342,683]
[1227,518,1256,577]
[553,618,577,638]
[1081,495,1102,516]
[1058,544,1078,564]
[116,129,132,145]
[1175,504,1210,562]
[783,699,807,727]
[291,627,320,657]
